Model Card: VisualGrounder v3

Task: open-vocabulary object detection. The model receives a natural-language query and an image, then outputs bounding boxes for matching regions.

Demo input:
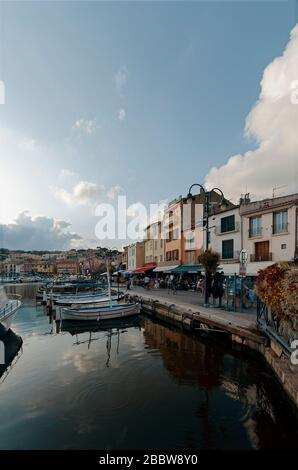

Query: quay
[122,286,298,413]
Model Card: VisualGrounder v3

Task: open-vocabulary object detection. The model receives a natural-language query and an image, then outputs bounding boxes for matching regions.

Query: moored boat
[61,302,140,321]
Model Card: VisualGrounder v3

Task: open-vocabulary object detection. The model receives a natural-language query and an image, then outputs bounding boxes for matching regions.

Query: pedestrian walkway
[119,285,257,331]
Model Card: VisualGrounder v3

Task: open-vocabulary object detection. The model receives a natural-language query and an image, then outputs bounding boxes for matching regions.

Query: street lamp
[186,183,228,306]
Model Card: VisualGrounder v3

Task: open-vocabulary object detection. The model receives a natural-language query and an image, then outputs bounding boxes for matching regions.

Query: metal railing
[256,298,292,357]
[0,294,22,317]
[250,253,272,262]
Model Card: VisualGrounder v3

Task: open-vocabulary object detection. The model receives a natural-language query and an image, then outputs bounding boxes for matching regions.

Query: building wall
[240,193,298,275]
[145,222,165,264]
[209,207,242,263]
[164,199,183,264]
[136,242,145,269]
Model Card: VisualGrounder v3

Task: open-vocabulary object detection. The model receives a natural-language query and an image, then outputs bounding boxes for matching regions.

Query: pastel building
[144,221,165,265]
[240,192,298,275]
[127,241,145,272]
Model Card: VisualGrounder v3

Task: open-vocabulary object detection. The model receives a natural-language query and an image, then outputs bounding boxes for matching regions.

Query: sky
[0,0,298,250]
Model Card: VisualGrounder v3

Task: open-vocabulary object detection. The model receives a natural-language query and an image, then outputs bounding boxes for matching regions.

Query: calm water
[0,284,297,450]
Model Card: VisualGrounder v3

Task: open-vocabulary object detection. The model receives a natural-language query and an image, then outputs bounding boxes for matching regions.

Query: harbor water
[0,284,297,450]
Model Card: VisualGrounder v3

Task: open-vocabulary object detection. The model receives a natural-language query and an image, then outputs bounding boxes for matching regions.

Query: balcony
[272,222,288,235]
[248,227,262,238]
[250,253,272,262]
[215,221,240,235]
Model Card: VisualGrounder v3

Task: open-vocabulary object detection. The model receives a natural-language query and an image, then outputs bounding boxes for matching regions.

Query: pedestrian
[144,275,150,290]
[126,277,131,291]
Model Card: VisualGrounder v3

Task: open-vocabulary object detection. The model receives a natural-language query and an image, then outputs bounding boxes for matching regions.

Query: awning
[153,265,179,273]
[168,264,202,274]
[133,263,156,274]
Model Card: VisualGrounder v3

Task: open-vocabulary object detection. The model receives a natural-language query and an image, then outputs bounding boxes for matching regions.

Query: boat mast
[106,258,112,308]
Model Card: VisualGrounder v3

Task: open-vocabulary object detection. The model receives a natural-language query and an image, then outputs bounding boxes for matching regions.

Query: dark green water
[0,284,297,450]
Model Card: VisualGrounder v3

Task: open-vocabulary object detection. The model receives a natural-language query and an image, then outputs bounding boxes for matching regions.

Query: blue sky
[0,1,298,249]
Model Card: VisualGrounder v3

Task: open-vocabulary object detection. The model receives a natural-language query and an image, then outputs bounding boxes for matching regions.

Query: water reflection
[0,284,297,450]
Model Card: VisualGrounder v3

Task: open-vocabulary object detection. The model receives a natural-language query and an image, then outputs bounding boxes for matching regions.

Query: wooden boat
[61,302,140,321]
[55,293,124,306]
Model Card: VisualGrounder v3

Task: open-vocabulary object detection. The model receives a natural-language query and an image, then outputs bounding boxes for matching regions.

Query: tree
[198,249,220,274]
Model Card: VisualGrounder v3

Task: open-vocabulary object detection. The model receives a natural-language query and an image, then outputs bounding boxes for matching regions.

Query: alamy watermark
[94,196,205,245]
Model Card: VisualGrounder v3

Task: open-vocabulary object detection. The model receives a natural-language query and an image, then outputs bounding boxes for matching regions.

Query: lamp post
[186,183,227,306]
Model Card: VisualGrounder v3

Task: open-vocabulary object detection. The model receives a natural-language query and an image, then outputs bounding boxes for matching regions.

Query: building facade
[209,206,242,274]
[144,221,165,265]
[127,241,145,271]
[56,260,78,276]
[240,193,298,275]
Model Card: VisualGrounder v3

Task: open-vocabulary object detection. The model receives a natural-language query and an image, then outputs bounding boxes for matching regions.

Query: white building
[240,193,298,275]
[209,206,242,275]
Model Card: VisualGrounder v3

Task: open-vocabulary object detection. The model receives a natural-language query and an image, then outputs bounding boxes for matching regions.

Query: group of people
[125,272,256,310]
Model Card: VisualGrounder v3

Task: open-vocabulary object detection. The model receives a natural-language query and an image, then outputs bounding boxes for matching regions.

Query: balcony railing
[248,227,262,238]
[272,222,288,234]
[250,253,272,262]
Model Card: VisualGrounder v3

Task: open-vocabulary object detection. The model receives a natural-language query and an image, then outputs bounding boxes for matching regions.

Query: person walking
[144,275,150,290]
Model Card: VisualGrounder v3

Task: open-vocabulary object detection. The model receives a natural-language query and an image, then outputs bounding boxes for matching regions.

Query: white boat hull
[61,303,140,321]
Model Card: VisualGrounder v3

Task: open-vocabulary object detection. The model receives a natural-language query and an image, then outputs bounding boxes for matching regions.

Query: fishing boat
[0,295,22,329]
[56,293,124,306]
[61,302,140,321]
[46,290,109,303]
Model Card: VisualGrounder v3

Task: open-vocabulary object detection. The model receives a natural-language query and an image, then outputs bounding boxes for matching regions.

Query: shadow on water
[0,324,23,383]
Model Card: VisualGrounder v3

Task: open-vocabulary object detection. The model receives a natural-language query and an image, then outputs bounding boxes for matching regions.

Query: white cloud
[0,211,81,250]
[73,118,97,135]
[56,180,104,206]
[106,185,123,200]
[205,24,298,201]
[114,65,128,93]
[118,108,126,121]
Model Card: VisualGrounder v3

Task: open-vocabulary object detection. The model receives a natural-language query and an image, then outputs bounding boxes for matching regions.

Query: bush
[198,249,220,274]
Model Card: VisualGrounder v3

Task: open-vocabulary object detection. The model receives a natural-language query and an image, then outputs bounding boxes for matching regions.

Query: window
[221,215,235,233]
[222,239,234,259]
[154,241,157,250]
[249,216,262,237]
[173,227,180,240]
[281,243,287,250]
[273,210,288,234]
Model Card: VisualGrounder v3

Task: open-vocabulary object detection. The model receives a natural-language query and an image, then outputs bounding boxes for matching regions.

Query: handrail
[0,299,21,317]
